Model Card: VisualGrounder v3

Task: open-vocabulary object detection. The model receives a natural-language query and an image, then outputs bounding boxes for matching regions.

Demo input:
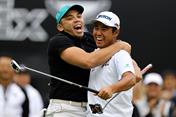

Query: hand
[97,86,113,100]
[116,40,131,54]
[132,59,142,82]
[148,98,158,109]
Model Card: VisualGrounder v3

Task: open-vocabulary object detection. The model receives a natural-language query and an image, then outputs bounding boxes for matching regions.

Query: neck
[0,79,12,88]
[63,31,84,40]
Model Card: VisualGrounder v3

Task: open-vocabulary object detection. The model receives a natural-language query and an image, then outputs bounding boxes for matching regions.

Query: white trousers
[45,99,87,117]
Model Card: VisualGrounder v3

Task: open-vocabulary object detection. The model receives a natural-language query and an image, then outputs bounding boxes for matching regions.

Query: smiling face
[57,9,84,38]
[93,21,119,48]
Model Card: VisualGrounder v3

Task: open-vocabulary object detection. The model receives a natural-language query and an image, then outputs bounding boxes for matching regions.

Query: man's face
[93,22,118,48]
[0,58,14,81]
[146,83,162,99]
[59,10,84,38]
[163,74,176,90]
[14,73,30,87]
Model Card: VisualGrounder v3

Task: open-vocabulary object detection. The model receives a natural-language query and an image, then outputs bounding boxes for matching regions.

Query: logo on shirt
[101,63,109,67]
[124,64,130,68]
[91,69,95,72]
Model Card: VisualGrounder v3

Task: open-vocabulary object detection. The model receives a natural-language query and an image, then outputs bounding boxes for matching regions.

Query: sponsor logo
[0,0,48,41]
[0,0,112,42]
[97,15,112,21]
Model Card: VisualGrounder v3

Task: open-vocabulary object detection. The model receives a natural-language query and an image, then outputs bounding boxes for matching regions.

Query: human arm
[97,62,152,100]
[96,60,152,97]
[96,50,136,100]
[61,40,131,69]
[97,71,136,100]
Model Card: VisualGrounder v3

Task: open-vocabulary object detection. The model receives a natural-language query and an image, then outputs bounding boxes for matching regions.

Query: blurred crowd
[1,55,176,117]
[0,56,43,117]
[132,69,176,117]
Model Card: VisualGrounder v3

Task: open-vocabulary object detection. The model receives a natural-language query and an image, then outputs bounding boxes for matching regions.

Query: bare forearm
[87,41,131,68]
[110,74,136,93]
[88,43,121,67]
[97,73,136,100]
[60,41,131,69]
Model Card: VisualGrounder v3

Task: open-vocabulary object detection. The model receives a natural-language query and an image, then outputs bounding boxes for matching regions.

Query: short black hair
[162,69,176,79]
[112,27,117,32]
[93,21,118,32]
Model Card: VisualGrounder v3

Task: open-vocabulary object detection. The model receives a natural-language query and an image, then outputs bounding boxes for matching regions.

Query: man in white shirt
[0,56,25,117]
[87,11,141,117]
[14,70,44,117]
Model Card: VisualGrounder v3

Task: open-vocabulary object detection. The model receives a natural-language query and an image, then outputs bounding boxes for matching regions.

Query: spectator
[162,70,176,100]
[135,72,171,117]
[14,69,44,117]
[161,70,176,117]
[132,82,144,117]
[0,56,25,117]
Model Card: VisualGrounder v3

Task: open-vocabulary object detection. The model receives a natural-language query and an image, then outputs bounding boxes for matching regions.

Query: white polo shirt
[0,83,25,117]
[87,50,135,117]
[25,84,43,117]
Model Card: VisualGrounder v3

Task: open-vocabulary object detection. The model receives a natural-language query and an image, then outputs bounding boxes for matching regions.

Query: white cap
[143,73,163,86]
[94,11,120,29]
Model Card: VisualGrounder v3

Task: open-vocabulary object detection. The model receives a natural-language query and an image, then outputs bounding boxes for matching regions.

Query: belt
[50,99,87,107]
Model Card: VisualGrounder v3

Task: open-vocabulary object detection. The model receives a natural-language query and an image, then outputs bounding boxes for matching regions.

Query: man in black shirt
[46,4,131,117]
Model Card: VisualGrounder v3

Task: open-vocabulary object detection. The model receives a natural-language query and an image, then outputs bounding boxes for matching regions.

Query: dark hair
[162,69,176,79]
[112,27,117,32]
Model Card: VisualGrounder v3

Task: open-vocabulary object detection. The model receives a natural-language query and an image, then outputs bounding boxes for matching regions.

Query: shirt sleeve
[114,50,135,80]
[48,33,74,56]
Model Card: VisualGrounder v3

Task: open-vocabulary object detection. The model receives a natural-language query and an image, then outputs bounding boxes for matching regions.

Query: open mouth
[74,24,82,33]
[95,37,103,41]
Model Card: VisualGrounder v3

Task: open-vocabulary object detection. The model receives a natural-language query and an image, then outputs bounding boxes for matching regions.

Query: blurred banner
[0,0,112,42]
[0,0,176,106]
[0,0,48,41]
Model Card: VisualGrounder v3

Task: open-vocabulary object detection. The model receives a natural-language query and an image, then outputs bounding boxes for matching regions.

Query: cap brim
[56,5,84,24]
[145,82,160,86]
[61,5,84,21]
[69,5,84,14]
[92,19,118,29]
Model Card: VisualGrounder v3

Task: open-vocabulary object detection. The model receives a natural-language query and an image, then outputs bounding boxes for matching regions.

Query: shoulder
[114,50,130,58]
[10,83,23,92]
[117,50,129,55]
[49,32,70,43]
[48,32,74,51]
[25,85,43,103]
[25,85,40,95]
[9,83,26,100]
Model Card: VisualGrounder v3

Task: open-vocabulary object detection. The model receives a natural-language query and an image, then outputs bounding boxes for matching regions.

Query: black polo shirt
[47,32,96,102]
